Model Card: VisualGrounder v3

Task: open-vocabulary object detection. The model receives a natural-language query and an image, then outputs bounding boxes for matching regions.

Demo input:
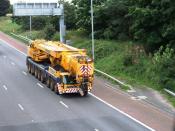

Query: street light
[91,0,95,60]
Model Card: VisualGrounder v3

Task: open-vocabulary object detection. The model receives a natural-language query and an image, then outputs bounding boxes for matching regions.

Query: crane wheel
[50,80,55,91]
[46,78,50,88]
[38,70,41,81]
[31,65,34,75]
[54,83,60,95]
[83,91,88,96]
[41,73,45,83]
[79,84,88,97]
[79,89,88,97]
[34,67,38,78]
[28,63,31,73]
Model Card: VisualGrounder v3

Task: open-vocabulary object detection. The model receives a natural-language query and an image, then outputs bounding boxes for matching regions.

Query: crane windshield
[62,75,76,84]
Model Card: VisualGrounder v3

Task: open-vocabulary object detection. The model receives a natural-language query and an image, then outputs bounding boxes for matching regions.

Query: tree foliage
[51,2,77,31]
[11,0,175,52]
[72,0,106,32]
[44,24,56,40]
[12,16,48,31]
[94,0,130,40]
[72,0,175,52]
[0,0,10,16]
[128,0,175,51]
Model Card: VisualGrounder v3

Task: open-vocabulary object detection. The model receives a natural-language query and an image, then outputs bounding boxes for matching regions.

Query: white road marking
[131,96,147,101]
[90,93,155,131]
[131,96,141,101]
[3,85,7,90]
[22,71,27,76]
[11,62,15,66]
[105,83,136,93]
[18,104,24,111]
[60,101,69,109]
[37,83,44,88]
[94,129,99,131]
[105,83,114,88]
[32,120,34,122]
[138,96,147,100]
[105,83,119,90]
[0,39,27,56]
[0,39,155,131]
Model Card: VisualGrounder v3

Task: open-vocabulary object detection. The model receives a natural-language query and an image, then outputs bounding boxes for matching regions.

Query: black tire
[34,67,38,78]
[79,84,88,97]
[41,73,45,83]
[50,80,55,91]
[31,65,34,75]
[54,83,60,95]
[46,78,50,88]
[83,90,88,96]
[28,63,31,73]
[27,63,29,72]
[38,70,41,81]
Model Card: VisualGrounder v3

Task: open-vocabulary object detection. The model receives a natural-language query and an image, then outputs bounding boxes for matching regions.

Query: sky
[10,0,71,4]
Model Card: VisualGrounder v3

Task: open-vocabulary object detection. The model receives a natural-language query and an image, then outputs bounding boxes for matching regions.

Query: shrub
[52,32,60,41]
[44,24,56,40]
[151,45,175,90]
[123,54,133,67]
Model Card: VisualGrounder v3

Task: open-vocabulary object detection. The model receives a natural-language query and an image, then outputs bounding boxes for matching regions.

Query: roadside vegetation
[0,0,175,106]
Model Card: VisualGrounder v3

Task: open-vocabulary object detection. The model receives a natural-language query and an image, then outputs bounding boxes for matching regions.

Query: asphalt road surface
[0,40,154,131]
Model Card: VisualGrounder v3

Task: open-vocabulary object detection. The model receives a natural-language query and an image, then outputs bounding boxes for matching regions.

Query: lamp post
[91,0,95,60]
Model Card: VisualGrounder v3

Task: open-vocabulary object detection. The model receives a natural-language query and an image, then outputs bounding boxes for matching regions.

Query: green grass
[0,17,45,40]
[0,16,175,107]
[69,30,175,107]
[69,32,153,87]
[0,17,21,34]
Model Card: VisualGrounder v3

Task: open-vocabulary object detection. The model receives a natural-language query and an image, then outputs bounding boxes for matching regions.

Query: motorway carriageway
[0,32,174,131]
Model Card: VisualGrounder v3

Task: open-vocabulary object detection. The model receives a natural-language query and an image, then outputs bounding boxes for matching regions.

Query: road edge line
[90,93,155,131]
[0,39,27,56]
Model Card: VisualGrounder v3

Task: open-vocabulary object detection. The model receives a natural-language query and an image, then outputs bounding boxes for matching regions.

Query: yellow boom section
[28,40,94,83]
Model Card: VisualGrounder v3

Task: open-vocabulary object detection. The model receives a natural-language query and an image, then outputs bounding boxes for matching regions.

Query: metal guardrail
[10,33,175,97]
[164,89,175,97]
[11,33,32,43]
[11,33,134,90]
[95,69,134,90]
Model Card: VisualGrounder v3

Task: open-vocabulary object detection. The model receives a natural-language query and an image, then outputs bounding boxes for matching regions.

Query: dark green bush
[52,32,60,41]
[151,46,175,90]
[12,16,48,31]
[32,17,47,30]
[44,24,56,40]
[123,55,133,67]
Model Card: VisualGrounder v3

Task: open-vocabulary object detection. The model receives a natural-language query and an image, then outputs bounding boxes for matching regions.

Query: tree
[128,0,175,52]
[0,0,10,16]
[94,0,130,40]
[64,2,76,29]
[72,0,130,39]
[44,24,56,40]
[72,0,106,32]
[12,16,48,31]
[51,2,77,30]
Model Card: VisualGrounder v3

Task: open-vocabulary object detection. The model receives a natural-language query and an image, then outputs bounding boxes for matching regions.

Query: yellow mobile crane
[26,40,94,96]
